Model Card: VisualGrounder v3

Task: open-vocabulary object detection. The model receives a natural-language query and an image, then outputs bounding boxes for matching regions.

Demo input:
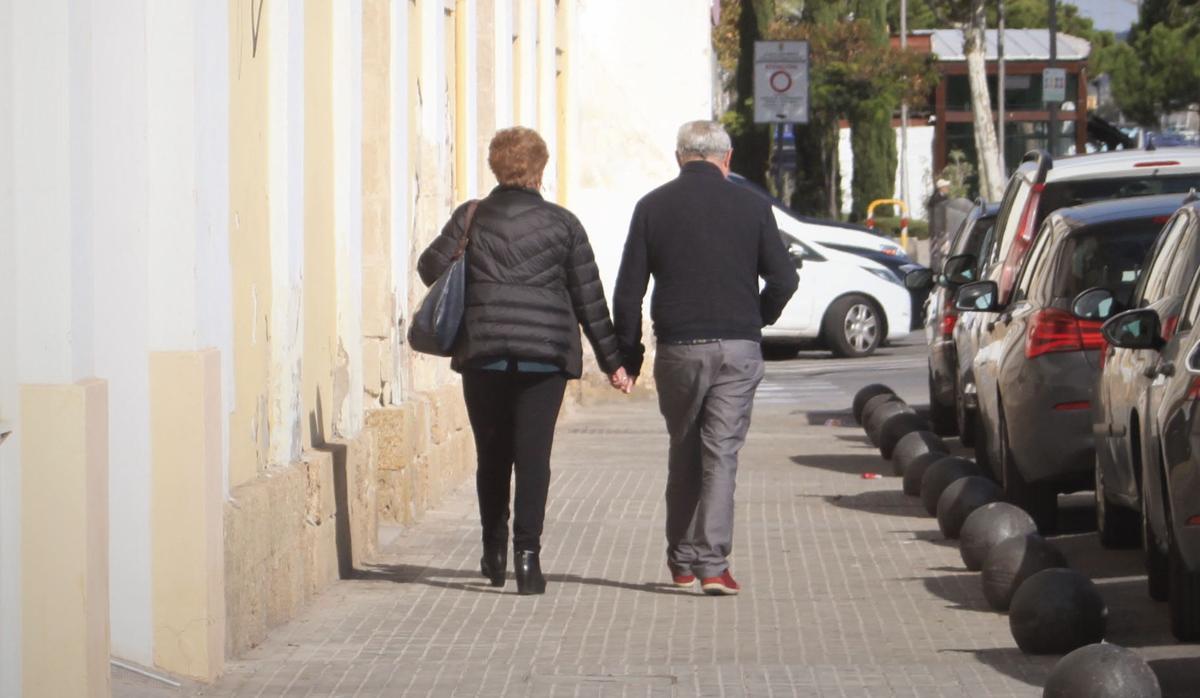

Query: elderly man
[613,121,798,595]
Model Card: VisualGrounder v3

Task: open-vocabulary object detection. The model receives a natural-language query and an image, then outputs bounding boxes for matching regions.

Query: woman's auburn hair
[488,127,548,189]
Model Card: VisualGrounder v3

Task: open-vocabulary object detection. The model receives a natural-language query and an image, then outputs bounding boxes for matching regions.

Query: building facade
[0,1,714,694]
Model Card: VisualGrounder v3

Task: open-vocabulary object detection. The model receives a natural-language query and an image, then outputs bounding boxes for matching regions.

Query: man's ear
[720,150,733,176]
[675,152,684,169]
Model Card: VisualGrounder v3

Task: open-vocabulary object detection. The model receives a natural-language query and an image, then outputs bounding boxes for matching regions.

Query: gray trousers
[655,340,764,578]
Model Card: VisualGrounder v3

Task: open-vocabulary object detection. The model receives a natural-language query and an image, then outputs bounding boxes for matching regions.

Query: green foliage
[939,149,975,199]
[1091,0,1200,127]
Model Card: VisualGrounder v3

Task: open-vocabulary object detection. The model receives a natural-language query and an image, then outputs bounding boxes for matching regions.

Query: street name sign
[754,41,809,124]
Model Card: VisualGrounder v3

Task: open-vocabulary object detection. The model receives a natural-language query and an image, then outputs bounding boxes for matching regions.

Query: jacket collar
[492,184,544,199]
[680,160,727,179]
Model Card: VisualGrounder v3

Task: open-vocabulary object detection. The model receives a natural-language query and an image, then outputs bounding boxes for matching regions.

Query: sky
[1066,0,1140,33]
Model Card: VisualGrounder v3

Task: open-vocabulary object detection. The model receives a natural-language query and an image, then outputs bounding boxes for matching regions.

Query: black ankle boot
[480,544,507,587]
[513,550,545,595]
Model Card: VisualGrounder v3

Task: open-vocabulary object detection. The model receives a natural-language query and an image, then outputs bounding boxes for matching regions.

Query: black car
[913,201,999,435]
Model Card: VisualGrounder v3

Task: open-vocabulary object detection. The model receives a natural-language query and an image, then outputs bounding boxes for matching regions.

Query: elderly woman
[418,127,628,595]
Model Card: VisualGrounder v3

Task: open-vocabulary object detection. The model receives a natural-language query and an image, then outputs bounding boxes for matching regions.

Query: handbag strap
[451,200,479,260]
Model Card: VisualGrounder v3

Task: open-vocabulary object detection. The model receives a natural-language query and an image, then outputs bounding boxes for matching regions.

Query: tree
[964,0,1005,201]
[848,0,899,220]
[1092,2,1200,127]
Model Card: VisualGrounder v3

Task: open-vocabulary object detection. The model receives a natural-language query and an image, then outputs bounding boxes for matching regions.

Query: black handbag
[408,200,478,356]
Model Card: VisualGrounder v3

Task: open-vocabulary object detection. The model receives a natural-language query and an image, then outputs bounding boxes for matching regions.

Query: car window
[1161,215,1200,301]
[1179,265,1200,333]
[1039,174,1200,220]
[993,176,1033,266]
[1013,221,1054,302]
[957,216,996,261]
[1052,221,1163,306]
[1139,215,1190,306]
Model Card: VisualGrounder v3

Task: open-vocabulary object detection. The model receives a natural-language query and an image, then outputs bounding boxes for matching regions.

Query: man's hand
[609,367,636,394]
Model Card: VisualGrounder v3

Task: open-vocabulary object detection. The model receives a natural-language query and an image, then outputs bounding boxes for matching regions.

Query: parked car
[915,200,1000,435]
[763,233,911,358]
[1088,195,1200,554]
[956,195,1183,531]
[951,148,1200,475]
[1100,199,1200,639]
[729,172,929,329]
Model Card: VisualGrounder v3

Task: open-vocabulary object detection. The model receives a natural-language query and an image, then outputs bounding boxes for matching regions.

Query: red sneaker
[669,564,696,589]
[700,569,740,596]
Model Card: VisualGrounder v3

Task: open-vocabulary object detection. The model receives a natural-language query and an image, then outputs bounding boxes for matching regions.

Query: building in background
[0,1,713,694]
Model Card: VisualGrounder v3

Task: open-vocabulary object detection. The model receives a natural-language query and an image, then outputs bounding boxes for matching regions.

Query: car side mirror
[1101,309,1165,351]
[942,253,978,286]
[1071,287,1120,321]
[787,242,824,263]
[954,280,1001,312]
[904,268,934,291]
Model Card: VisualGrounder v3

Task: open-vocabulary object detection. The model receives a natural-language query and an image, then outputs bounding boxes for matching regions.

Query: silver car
[957,195,1180,532]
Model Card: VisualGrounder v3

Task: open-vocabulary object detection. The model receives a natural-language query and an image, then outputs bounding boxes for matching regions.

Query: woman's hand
[609,367,635,394]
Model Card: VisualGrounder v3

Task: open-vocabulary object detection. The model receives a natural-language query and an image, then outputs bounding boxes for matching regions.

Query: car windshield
[1039,174,1200,222]
[954,215,996,260]
[1053,221,1164,304]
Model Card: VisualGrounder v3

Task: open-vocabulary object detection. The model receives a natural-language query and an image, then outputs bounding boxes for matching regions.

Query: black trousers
[462,369,567,553]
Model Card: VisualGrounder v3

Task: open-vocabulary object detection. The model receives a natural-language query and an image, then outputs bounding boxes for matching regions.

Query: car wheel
[955,375,976,448]
[823,295,881,358]
[1142,460,1169,602]
[999,403,1057,534]
[1096,462,1139,549]
[1168,521,1200,641]
[928,371,957,436]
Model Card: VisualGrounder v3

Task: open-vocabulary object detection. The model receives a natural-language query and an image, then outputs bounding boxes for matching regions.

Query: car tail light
[1054,401,1091,411]
[1000,184,1045,302]
[1152,215,1172,225]
[1134,161,1181,168]
[1186,377,1200,401]
[940,294,957,339]
[1163,315,1180,341]
[1187,514,1200,526]
[1098,337,1109,369]
[1025,308,1105,359]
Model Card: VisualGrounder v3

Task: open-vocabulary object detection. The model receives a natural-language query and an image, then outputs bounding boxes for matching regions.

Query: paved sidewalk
[117,353,1200,697]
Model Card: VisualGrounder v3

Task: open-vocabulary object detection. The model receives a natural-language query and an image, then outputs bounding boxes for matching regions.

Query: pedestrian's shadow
[941,647,1054,688]
[790,453,888,476]
[354,563,688,597]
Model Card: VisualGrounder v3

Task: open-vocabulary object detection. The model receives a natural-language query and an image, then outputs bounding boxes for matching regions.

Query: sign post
[1041,67,1066,104]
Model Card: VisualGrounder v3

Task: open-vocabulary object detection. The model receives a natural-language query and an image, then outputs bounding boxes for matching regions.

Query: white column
[0,0,19,690]
[92,0,152,667]
[516,0,537,127]
[333,0,365,436]
[492,0,514,129]
[269,0,305,463]
[463,0,479,198]
[537,0,556,197]
[146,0,233,489]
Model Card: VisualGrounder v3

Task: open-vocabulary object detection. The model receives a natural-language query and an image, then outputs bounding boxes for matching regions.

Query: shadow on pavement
[891,528,957,548]
[833,433,876,447]
[355,563,687,597]
[1150,657,1200,697]
[1052,531,1143,580]
[914,572,995,613]
[790,453,889,476]
[942,647,1054,688]
[821,490,927,519]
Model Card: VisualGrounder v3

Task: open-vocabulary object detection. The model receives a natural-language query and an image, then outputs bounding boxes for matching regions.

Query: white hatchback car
[762,232,912,358]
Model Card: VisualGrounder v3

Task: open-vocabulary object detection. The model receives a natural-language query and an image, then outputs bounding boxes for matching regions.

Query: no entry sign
[754,41,809,124]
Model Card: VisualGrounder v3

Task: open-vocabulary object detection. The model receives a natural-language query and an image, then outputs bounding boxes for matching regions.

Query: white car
[762,233,912,358]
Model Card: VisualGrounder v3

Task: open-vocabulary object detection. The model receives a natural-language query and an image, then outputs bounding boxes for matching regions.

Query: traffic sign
[1042,68,1066,104]
[754,41,809,124]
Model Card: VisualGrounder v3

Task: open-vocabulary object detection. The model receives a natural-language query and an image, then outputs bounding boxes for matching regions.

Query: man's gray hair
[676,120,732,160]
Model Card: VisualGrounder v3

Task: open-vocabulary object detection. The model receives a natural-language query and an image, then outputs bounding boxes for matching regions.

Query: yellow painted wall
[228,0,274,486]
[150,350,225,681]
[21,380,110,698]
[362,0,393,408]
[304,0,338,446]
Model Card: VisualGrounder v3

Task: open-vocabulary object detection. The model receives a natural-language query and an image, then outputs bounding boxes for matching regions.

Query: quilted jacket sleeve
[417,204,470,287]
[564,215,623,375]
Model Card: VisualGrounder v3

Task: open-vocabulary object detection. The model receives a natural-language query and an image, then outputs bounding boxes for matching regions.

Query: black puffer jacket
[417,186,622,378]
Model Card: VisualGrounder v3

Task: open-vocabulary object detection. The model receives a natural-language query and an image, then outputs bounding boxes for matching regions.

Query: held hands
[608,367,636,394]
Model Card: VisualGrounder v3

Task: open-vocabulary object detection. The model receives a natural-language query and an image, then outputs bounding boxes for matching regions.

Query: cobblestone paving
[117,348,1200,697]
